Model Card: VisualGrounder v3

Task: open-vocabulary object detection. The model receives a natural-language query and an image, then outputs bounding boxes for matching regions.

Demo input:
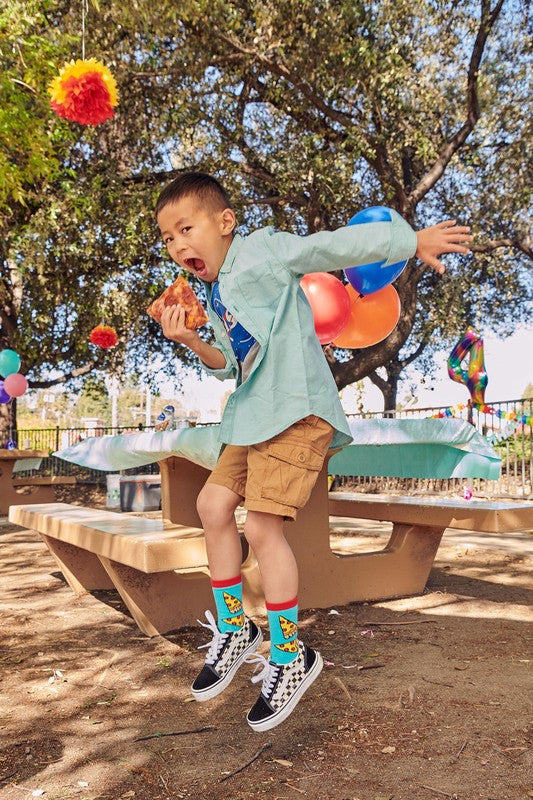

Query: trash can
[119,475,162,512]
[106,474,121,509]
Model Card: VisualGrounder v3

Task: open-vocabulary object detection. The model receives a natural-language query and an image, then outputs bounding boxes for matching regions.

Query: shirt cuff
[385,210,418,265]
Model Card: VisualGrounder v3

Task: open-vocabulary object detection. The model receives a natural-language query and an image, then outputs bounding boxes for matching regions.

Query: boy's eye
[163,236,173,244]
[181,226,191,234]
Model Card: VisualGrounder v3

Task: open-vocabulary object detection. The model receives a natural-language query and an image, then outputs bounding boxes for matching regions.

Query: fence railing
[342,397,532,499]
[11,398,533,498]
[13,425,160,485]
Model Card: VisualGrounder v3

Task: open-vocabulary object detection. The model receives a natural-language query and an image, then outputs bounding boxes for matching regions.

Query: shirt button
[297,453,305,463]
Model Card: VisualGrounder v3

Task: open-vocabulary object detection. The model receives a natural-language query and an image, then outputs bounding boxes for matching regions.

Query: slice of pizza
[274,639,299,654]
[146,276,209,330]
[223,592,243,615]
[278,615,297,640]
[222,613,245,628]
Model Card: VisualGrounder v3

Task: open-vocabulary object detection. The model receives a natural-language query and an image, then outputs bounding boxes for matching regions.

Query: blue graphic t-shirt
[211,281,257,364]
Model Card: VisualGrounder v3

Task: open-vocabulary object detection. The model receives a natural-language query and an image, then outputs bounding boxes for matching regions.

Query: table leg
[39,534,115,593]
[159,457,209,526]
[0,461,55,515]
[98,557,216,637]
[285,464,445,607]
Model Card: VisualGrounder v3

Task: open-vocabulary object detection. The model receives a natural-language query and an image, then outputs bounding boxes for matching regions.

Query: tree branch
[399,336,430,370]
[216,32,357,132]
[368,368,388,393]
[408,0,505,209]
[29,360,101,389]
[471,237,533,259]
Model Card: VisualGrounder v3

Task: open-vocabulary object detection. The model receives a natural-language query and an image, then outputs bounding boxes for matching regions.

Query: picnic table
[7,420,533,636]
[0,449,53,515]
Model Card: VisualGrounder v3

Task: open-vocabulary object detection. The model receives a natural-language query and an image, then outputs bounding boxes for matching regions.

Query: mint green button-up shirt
[200,211,417,449]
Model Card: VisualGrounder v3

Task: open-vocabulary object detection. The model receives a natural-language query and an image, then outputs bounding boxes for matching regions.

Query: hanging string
[81,0,88,60]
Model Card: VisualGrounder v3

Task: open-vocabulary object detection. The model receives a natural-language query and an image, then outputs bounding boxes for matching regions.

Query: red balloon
[300,273,351,344]
[333,284,401,348]
[3,372,28,397]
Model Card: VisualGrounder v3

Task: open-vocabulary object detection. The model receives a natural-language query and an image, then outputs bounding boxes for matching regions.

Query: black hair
[155,172,232,218]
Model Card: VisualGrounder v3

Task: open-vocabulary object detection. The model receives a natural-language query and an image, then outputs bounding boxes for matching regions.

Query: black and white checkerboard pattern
[212,620,254,676]
[265,642,308,710]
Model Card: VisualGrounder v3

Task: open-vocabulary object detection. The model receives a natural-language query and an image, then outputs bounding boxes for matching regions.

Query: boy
[156,172,471,731]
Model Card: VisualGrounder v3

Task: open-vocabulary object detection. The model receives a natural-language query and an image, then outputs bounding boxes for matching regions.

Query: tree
[1,0,531,442]
[1,0,192,437]
[166,0,531,408]
[521,383,533,401]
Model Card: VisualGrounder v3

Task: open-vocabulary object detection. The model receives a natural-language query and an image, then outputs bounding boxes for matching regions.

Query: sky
[161,326,533,422]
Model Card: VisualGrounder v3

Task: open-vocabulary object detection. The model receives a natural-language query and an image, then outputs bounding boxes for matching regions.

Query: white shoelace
[244,653,281,695]
[197,610,228,665]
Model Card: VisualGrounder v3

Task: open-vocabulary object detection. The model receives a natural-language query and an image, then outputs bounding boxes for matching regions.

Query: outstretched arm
[416,220,472,274]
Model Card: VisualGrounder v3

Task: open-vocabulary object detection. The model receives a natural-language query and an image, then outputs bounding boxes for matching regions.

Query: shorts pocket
[260,441,325,508]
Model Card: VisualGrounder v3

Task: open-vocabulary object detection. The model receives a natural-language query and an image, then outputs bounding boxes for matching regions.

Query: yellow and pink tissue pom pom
[49,58,118,125]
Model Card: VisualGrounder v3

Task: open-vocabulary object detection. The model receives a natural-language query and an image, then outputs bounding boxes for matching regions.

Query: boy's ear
[220,208,236,235]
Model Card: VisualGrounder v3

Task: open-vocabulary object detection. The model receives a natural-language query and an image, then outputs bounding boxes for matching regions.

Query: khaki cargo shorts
[206,415,334,520]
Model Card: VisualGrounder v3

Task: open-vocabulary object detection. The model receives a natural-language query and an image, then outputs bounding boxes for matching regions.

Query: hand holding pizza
[147,277,209,329]
[148,276,227,370]
[147,276,209,346]
[160,304,201,347]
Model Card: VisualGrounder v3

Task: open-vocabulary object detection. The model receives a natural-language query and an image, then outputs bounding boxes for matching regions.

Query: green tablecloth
[54,418,501,480]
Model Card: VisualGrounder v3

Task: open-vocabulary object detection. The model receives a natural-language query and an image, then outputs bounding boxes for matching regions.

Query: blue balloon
[344,206,408,295]
[348,206,392,225]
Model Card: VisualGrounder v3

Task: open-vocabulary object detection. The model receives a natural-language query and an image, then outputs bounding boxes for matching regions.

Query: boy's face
[157,195,235,283]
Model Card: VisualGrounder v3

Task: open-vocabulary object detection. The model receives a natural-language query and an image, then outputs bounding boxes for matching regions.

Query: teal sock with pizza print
[211,576,244,633]
[266,597,298,664]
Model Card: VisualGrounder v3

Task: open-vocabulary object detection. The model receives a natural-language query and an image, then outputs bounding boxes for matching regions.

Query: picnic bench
[12,475,77,487]
[8,447,533,637]
[0,449,56,515]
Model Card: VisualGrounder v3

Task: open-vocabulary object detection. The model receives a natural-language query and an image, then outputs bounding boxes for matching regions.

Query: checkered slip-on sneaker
[191,610,263,702]
[245,640,323,732]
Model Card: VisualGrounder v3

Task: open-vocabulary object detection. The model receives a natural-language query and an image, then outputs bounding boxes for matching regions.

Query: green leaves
[0,0,530,417]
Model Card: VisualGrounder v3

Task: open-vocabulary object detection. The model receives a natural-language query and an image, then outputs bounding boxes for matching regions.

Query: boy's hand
[160,305,227,370]
[415,220,472,274]
[160,304,200,348]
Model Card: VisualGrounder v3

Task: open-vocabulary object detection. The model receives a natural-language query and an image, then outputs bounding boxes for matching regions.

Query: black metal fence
[12,398,533,498]
[13,425,160,485]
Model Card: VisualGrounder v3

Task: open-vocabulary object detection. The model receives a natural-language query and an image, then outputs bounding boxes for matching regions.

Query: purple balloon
[0,380,11,404]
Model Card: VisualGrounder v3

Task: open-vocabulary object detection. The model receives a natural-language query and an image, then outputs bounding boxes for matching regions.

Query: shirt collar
[218,233,243,275]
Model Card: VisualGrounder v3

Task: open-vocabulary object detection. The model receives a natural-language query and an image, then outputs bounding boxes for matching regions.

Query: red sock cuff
[265,597,298,612]
[211,575,242,589]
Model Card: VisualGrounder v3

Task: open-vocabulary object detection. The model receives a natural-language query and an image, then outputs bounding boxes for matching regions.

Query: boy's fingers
[445,231,472,241]
[449,226,471,235]
[426,257,445,274]
[167,304,183,321]
[447,245,471,254]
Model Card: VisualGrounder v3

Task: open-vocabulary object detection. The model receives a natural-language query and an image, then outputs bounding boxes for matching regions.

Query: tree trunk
[368,367,401,417]
[0,400,17,446]
[381,378,399,417]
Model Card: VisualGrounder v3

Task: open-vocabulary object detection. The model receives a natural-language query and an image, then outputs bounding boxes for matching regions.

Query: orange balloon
[333,284,401,348]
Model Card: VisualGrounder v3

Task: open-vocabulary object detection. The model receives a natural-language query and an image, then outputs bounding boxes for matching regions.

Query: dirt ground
[1,485,532,800]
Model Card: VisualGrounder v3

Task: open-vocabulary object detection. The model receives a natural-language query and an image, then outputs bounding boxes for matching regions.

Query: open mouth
[184,257,207,276]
